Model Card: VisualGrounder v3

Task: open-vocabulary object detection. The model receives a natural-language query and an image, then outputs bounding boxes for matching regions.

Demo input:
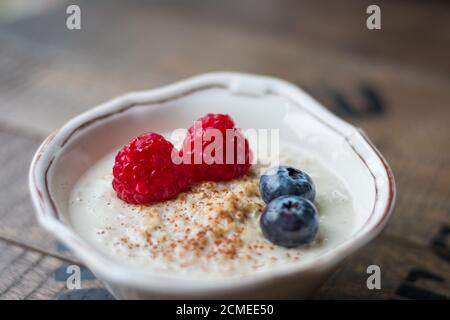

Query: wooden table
[0,0,449,299]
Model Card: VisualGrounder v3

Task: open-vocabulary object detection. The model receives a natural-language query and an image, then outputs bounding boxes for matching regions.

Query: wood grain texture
[315,233,450,299]
[0,239,108,300]
[0,0,449,299]
[0,131,79,263]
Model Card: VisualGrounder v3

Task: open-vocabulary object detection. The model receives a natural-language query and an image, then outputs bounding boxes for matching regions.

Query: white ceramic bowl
[29,72,395,299]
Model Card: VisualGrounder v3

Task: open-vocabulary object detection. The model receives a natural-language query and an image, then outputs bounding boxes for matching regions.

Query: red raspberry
[112,133,189,204]
[181,114,252,182]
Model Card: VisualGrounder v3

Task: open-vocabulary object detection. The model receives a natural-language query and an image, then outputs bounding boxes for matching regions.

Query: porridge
[69,141,356,279]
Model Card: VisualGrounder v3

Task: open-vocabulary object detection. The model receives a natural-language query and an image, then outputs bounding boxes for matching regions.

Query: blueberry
[260,195,318,247]
[259,166,315,204]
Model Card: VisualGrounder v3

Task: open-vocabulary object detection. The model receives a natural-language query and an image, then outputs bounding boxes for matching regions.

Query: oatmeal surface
[69,143,357,279]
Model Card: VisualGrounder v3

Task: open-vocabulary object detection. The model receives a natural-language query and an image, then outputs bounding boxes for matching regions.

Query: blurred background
[0,0,449,299]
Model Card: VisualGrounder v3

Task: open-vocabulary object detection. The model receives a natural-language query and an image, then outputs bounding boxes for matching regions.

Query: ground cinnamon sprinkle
[129,169,269,265]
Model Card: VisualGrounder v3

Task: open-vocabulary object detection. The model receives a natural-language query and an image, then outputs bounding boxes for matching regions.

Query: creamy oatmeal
[69,142,356,279]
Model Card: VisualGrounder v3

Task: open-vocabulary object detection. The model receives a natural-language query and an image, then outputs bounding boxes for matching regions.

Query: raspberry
[181,113,252,182]
[112,133,189,204]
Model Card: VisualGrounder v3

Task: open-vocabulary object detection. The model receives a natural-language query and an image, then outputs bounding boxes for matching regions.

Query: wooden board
[0,0,449,299]
[0,239,111,300]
